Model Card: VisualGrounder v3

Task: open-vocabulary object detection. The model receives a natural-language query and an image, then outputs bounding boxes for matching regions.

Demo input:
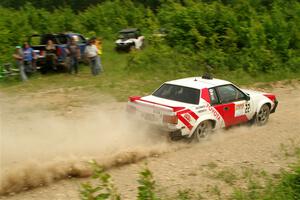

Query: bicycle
[0,63,20,79]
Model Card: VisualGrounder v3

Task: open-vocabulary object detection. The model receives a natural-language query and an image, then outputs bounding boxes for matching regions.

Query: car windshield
[153,84,200,105]
[119,32,136,39]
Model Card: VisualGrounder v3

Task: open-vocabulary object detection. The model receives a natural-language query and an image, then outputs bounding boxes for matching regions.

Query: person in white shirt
[84,39,101,75]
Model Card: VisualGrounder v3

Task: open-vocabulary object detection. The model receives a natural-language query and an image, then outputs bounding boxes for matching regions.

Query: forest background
[0,0,299,86]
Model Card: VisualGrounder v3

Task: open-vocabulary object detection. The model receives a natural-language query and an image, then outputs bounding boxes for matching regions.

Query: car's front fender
[255,96,274,114]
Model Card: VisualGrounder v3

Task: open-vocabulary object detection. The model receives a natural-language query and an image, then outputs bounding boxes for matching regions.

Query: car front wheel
[256,104,270,126]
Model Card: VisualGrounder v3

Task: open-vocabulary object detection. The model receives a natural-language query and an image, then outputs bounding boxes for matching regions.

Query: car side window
[78,35,86,44]
[57,35,68,44]
[41,35,57,45]
[208,88,219,105]
[216,85,246,104]
[71,35,85,44]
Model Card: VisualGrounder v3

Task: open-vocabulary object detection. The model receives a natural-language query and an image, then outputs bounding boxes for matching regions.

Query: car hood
[242,89,271,96]
[242,89,276,102]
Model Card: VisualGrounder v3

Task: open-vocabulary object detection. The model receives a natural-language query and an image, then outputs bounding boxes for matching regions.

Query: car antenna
[194,77,198,81]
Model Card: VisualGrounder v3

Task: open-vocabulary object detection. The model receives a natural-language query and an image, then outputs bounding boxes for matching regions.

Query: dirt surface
[1,81,300,199]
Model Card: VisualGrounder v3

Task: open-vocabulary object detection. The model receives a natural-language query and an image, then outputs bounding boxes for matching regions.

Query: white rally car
[127,75,278,141]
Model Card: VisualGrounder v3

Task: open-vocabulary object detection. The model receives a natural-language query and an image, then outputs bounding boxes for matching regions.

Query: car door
[210,85,250,127]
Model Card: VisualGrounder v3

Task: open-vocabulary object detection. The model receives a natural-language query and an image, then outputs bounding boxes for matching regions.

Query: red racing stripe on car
[177,109,199,120]
[201,88,211,104]
[188,110,199,120]
[263,94,276,102]
[177,115,193,130]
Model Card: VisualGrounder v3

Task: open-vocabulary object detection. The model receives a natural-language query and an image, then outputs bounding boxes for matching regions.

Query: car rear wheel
[256,104,270,126]
[192,121,213,142]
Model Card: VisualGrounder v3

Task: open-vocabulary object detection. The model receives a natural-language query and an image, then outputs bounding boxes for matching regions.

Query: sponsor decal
[198,109,206,113]
[235,103,245,117]
[176,109,199,130]
[177,109,199,120]
[196,105,206,109]
[206,104,221,120]
[245,102,251,113]
[184,113,191,122]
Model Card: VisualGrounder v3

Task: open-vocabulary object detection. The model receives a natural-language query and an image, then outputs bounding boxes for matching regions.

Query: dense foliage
[0,0,162,12]
[0,0,299,75]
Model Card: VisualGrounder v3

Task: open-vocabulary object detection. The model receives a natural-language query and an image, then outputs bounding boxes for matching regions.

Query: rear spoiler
[129,96,184,112]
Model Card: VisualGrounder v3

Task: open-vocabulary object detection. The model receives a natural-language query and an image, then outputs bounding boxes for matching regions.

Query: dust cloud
[0,102,185,195]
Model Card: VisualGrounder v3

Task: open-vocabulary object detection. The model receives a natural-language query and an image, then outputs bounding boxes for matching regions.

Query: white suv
[115,28,144,52]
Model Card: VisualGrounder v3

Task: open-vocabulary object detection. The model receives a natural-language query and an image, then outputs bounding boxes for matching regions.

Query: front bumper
[115,43,133,51]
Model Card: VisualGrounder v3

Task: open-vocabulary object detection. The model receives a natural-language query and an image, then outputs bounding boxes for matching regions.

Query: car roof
[165,77,231,90]
[119,28,139,33]
[65,33,82,37]
[30,33,81,37]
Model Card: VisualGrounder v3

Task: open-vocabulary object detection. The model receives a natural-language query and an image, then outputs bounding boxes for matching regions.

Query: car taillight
[163,115,178,124]
[126,105,136,113]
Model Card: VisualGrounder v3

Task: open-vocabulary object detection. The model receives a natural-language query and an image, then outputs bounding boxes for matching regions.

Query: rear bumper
[271,99,278,113]
[127,112,180,132]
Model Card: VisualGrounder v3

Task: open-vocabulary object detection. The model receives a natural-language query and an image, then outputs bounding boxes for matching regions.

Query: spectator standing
[66,37,80,74]
[84,39,100,76]
[45,40,57,71]
[13,46,27,81]
[22,42,35,75]
[95,37,103,72]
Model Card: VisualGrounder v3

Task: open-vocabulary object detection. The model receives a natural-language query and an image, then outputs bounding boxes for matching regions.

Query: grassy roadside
[80,143,300,200]
[1,40,300,101]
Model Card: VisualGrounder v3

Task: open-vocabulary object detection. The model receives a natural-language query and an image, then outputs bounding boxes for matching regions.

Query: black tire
[128,44,135,52]
[256,104,270,126]
[192,121,213,142]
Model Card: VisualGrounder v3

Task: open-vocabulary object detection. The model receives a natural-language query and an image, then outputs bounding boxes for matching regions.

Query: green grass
[231,163,300,200]
[1,39,300,101]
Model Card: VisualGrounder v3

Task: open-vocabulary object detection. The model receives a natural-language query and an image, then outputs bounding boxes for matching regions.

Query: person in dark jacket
[66,37,81,74]
[45,40,57,71]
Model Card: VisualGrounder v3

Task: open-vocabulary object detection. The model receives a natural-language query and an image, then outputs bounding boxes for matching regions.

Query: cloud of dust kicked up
[0,104,187,195]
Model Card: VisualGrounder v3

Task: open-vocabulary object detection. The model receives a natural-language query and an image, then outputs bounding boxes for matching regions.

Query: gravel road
[1,81,299,199]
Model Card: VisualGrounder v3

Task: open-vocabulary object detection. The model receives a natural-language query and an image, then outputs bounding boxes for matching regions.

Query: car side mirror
[245,95,250,101]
